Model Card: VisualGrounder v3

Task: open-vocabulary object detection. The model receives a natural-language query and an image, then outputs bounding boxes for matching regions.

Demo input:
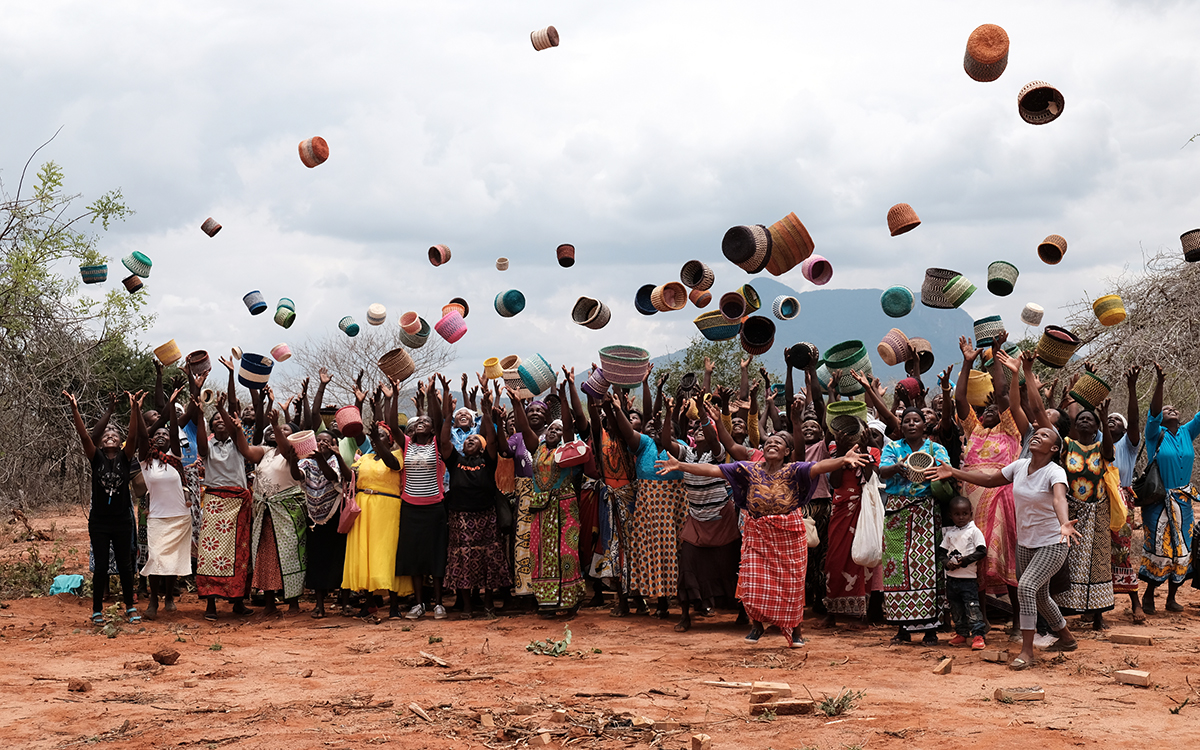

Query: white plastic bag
[851,476,885,568]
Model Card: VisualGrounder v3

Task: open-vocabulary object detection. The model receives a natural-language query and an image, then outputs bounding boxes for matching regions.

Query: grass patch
[0,544,75,598]
[818,688,865,717]
[527,625,573,657]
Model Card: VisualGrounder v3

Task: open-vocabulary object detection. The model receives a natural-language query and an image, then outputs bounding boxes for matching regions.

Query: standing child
[941,496,988,649]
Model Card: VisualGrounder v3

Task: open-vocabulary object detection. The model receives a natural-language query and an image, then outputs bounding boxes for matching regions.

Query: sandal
[1008,656,1035,671]
[1045,639,1078,652]
[204,611,218,622]
[91,612,105,625]
[126,608,142,624]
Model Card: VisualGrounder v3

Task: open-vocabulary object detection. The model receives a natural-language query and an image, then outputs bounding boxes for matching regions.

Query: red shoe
[971,635,986,650]
[948,634,967,646]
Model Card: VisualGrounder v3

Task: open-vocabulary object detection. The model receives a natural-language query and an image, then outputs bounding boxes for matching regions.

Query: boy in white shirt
[940,496,988,649]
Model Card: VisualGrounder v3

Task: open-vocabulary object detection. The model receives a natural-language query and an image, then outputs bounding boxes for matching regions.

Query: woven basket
[1018,81,1065,125]
[270,343,292,362]
[335,404,363,438]
[442,302,466,319]
[887,203,921,236]
[154,340,182,366]
[237,353,274,390]
[967,370,993,408]
[829,414,864,438]
[876,328,911,367]
[495,289,526,318]
[428,244,451,267]
[400,317,430,348]
[785,342,819,370]
[274,307,296,329]
[556,244,575,268]
[634,284,658,316]
[80,264,108,284]
[823,340,872,396]
[880,285,914,318]
[200,217,222,237]
[122,251,152,278]
[1181,229,1200,262]
[496,257,509,271]
[738,284,761,313]
[772,295,799,321]
[483,357,503,380]
[435,311,467,343]
[908,337,935,374]
[503,369,533,400]
[739,316,776,356]
[1021,303,1044,326]
[987,261,1019,296]
[231,347,243,361]
[277,297,295,312]
[1036,325,1081,368]
[721,224,772,273]
[339,316,360,337]
[689,288,712,308]
[572,297,611,329]
[1069,371,1112,411]
[298,136,329,168]
[185,350,211,378]
[651,282,687,312]
[765,212,815,276]
[826,400,868,428]
[718,292,746,321]
[902,451,935,484]
[680,260,715,291]
[449,297,470,318]
[801,255,833,285]
[815,363,831,390]
[973,315,1006,348]
[921,268,960,309]
[693,311,741,341]
[287,430,318,459]
[531,25,560,51]
[399,311,421,333]
[963,24,1009,82]
[243,291,267,315]
[122,274,143,294]
[377,347,415,383]
[518,354,555,396]
[500,355,521,370]
[1092,294,1126,326]
[599,345,651,386]
[581,367,610,399]
[898,377,921,399]
[1038,234,1068,264]
[943,275,977,307]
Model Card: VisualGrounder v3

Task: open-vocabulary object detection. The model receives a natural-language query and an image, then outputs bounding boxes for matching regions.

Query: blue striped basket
[80,264,108,284]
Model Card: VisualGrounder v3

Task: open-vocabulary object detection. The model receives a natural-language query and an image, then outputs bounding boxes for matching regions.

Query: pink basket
[336,405,363,439]
[270,343,292,362]
[434,311,467,343]
[287,430,317,459]
[801,254,833,285]
[399,310,421,334]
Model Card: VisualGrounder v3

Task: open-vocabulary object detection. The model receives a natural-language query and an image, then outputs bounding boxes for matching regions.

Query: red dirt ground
[2,510,1199,750]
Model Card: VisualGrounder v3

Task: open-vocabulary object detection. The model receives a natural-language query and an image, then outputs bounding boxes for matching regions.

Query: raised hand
[461,372,469,390]
[1083,361,1095,374]
[562,366,576,384]
[937,364,955,389]
[219,356,234,372]
[959,336,978,362]
[380,380,394,399]
[994,349,1019,373]
[300,377,310,395]
[63,390,79,409]
[216,392,227,410]
[319,367,332,385]
[704,357,714,375]
[1153,361,1164,381]
[1126,364,1141,385]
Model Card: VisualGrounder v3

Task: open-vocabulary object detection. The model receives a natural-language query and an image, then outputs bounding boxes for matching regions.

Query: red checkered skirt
[736,507,807,633]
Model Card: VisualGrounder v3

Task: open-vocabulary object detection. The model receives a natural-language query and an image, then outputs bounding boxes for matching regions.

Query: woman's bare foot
[674,615,691,633]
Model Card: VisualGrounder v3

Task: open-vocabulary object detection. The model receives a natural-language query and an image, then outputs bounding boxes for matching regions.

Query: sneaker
[404,604,426,620]
[1033,633,1058,649]
[971,635,986,650]
[744,627,764,643]
[433,605,448,620]
[948,634,967,646]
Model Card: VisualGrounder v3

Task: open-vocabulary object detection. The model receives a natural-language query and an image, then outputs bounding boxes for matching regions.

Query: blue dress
[1140,411,1199,584]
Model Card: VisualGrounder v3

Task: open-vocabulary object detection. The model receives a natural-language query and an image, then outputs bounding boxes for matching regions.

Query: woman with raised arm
[299,430,352,618]
[397,375,454,620]
[512,380,588,617]
[877,408,951,644]
[955,337,1025,633]
[1140,362,1198,613]
[929,427,1081,670]
[655,433,869,647]
[1106,366,1143,622]
[68,390,143,625]
[196,394,255,621]
[136,386,194,621]
[1058,396,1117,628]
[224,401,306,615]
[445,388,511,618]
[591,384,641,615]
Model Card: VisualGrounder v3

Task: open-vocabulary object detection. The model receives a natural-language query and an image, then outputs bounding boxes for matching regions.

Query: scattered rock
[532,733,553,746]
[124,660,157,671]
[409,702,431,721]
[152,648,180,666]
[1109,633,1153,646]
[1114,669,1151,687]
[692,734,712,750]
[656,720,681,731]
[550,709,568,723]
[183,680,199,688]
[631,716,654,728]
[750,681,791,698]
[67,678,90,693]
[933,657,953,675]
[480,713,495,728]
[994,686,1045,702]
[750,699,814,716]
[301,669,313,678]
[516,704,537,715]
[980,649,1009,663]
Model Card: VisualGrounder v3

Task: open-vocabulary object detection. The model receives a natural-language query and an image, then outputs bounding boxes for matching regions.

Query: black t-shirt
[446,451,498,513]
[90,450,135,524]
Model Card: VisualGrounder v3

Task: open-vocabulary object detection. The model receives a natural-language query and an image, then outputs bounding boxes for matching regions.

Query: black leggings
[90,523,136,612]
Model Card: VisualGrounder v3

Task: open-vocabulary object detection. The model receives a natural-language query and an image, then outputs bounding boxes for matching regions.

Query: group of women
[72,333,1199,668]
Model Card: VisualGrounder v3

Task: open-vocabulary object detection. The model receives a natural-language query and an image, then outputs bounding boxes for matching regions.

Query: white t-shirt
[141,459,189,518]
[1001,458,1068,548]
[941,520,987,579]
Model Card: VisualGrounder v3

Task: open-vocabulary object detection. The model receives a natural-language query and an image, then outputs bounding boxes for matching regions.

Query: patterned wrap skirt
[881,494,944,629]
[445,508,512,591]
[737,507,807,636]
[1055,496,1115,614]
[629,478,687,599]
[196,487,253,598]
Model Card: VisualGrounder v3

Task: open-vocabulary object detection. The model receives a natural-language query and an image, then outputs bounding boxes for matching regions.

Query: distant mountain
[654,279,975,384]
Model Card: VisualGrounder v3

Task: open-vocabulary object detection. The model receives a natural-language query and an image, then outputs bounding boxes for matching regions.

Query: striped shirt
[402,438,445,505]
[680,445,730,522]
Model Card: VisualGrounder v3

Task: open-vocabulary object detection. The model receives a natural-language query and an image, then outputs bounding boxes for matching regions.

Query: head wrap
[1109,412,1127,429]
[867,419,888,436]
[549,418,563,430]
[376,421,393,442]
[454,407,475,422]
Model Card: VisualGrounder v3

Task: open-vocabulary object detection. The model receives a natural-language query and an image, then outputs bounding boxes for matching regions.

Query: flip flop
[91,612,105,625]
[1045,639,1078,652]
[1008,656,1035,671]
[204,611,218,622]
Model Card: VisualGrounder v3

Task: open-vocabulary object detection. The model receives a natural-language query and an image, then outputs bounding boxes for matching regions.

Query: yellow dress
[341,449,413,594]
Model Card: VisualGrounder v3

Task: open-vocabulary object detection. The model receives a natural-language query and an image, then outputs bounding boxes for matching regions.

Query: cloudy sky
[10,1,1200,388]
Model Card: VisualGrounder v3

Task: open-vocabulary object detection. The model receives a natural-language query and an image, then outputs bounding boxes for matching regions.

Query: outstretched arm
[928,462,1009,488]
[997,351,1030,436]
[88,393,118,446]
[955,336,976,422]
[1124,365,1141,447]
[65,391,96,460]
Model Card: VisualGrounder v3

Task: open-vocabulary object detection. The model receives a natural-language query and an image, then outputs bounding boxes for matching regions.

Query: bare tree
[277,325,457,414]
